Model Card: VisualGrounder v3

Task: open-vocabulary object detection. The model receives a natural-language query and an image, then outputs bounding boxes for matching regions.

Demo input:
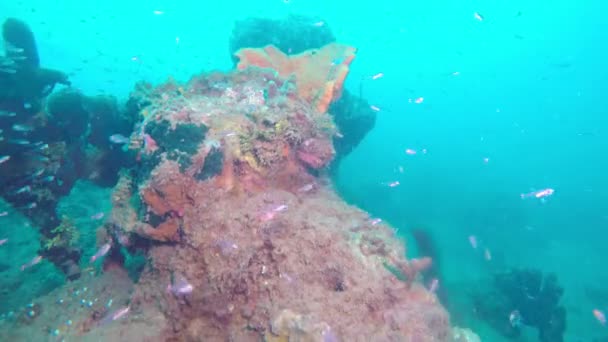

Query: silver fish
[9,139,30,145]
[109,134,130,144]
[0,110,17,117]
[99,306,130,326]
[90,242,112,262]
[0,67,17,74]
[12,124,34,132]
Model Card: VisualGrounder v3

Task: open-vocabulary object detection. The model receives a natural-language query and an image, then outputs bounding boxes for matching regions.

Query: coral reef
[235,43,356,114]
[76,67,453,340]
[472,268,567,342]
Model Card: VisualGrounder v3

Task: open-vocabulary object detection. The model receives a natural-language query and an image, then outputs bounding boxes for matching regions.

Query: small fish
[0,67,17,74]
[90,212,105,220]
[593,309,606,325]
[0,211,8,217]
[484,248,492,261]
[509,310,522,327]
[371,72,384,80]
[388,181,400,188]
[297,183,315,193]
[9,139,30,145]
[12,185,31,195]
[370,105,381,112]
[33,155,50,163]
[451,71,460,76]
[428,278,439,294]
[12,124,34,132]
[0,156,10,164]
[109,134,130,144]
[90,242,112,263]
[21,202,37,210]
[0,238,7,246]
[30,168,45,178]
[21,255,43,271]
[0,110,17,117]
[468,235,478,249]
[5,42,24,54]
[370,218,382,226]
[312,21,325,27]
[474,12,484,21]
[1,58,16,66]
[40,175,55,183]
[405,149,417,155]
[259,205,287,222]
[99,306,130,325]
[483,157,490,164]
[153,10,164,15]
[520,188,555,199]
[273,204,288,212]
[166,276,194,295]
[9,55,28,61]
[413,97,424,104]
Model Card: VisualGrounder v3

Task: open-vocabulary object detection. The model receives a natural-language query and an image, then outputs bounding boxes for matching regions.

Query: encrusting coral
[235,43,356,114]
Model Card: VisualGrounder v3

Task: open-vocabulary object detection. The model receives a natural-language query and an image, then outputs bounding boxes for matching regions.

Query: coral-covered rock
[80,68,451,340]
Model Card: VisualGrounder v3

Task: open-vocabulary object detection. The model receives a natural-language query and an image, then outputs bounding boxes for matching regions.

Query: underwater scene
[0,0,607,341]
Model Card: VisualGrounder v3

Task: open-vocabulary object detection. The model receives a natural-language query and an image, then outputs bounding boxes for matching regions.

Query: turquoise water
[1,0,608,340]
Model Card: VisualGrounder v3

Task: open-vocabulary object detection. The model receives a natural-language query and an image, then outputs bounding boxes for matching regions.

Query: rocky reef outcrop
[79,66,451,340]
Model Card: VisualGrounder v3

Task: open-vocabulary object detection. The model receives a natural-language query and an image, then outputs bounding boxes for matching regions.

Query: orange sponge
[235,43,356,113]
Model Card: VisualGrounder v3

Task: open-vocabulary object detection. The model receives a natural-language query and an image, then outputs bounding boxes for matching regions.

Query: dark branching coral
[473,268,566,342]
